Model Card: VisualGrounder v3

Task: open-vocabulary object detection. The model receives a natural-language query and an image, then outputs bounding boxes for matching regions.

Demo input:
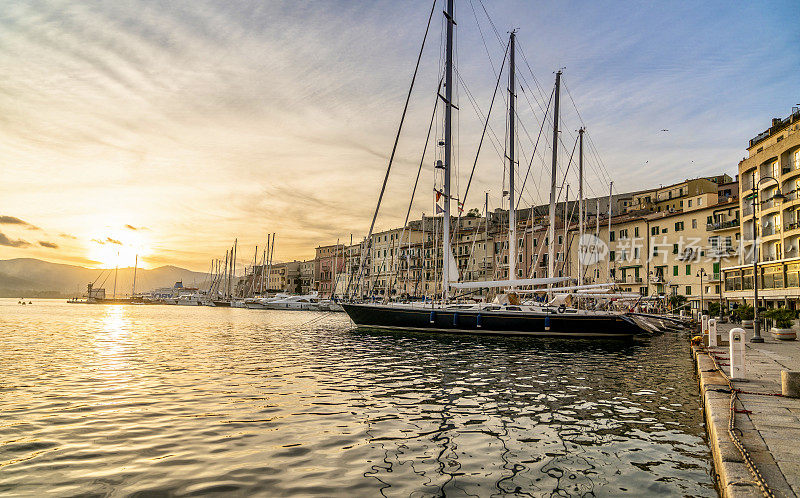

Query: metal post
[752,176,763,342]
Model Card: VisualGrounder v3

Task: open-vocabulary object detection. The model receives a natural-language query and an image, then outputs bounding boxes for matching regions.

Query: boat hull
[342,303,644,338]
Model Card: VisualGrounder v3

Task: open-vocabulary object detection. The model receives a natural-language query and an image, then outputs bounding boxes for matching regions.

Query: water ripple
[0,299,714,496]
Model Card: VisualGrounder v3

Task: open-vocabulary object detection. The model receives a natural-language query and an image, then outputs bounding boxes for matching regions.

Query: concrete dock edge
[692,344,794,498]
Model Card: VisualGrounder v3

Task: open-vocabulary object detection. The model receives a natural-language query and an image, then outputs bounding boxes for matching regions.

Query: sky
[0,0,798,271]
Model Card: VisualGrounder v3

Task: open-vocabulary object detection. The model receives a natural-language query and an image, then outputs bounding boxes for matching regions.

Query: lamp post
[697,268,707,319]
[749,174,785,343]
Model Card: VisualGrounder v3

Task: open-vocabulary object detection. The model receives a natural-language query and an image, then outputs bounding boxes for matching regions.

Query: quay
[693,322,800,497]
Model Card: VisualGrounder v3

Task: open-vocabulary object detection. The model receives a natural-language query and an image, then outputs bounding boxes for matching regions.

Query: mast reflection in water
[1,300,714,496]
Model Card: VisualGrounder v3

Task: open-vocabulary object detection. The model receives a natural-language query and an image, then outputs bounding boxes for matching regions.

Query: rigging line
[459,71,504,184]
[561,79,614,186]
[511,39,549,108]
[352,0,437,299]
[585,132,614,187]
[452,39,509,243]
[386,78,443,297]
[519,85,554,197]
[455,70,507,166]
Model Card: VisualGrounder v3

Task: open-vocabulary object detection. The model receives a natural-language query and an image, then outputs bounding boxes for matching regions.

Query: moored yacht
[341,4,649,339]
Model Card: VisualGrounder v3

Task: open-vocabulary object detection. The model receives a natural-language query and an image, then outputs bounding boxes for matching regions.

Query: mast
[563,184,569,278]
[607,181,613,283]
[594,200,600,282]
[508,31,517,288]
[250,245,258,297]
[223,249,229,299]
[548,71,562,291]
[578,127,584,285]
[131,254,138,298]
[232,238,238,298]
[262,234,270,294]
[113,253,118,300]
[485,192,490,298]
[268,233,276,291]
[441,0,454,302]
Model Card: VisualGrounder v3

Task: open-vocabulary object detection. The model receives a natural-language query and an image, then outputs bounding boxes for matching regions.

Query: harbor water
[1,299,715,496]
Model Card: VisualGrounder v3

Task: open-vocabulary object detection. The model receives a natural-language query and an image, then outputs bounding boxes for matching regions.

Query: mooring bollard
[782,371,800,398]
[708,318,717,347]
[702,314,709,335]
[729,328,746,380]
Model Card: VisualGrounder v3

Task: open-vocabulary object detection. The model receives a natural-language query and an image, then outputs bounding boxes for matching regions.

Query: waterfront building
[624,176,731,214]
[315,244,344,298]
[569,185,740,313]
[723,108,800,310]
[268,261,301,293]
[299,259,316,294]
[369,225,423,297]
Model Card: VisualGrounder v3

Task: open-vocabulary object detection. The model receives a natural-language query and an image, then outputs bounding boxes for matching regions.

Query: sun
[87,230,151,268]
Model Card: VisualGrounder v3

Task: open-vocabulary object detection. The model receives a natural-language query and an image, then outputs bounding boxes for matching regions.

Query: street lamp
[697,268,707,319]
[749,174,786,343]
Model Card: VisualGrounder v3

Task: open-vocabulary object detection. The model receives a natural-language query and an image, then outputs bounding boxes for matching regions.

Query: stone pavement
[695,322,800,498]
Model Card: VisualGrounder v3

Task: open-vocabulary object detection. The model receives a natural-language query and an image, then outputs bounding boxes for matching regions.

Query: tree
[667,294,687,310]
[764,307,795,329]
[466,208,480,218]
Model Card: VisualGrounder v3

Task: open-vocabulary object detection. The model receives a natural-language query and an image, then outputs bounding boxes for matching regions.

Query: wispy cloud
[0,215,39,230]
[0,0,797,269]
[0,232,31,248]
[38,240,59,248]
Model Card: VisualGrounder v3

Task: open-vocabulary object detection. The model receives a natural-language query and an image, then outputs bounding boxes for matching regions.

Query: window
[687,200,692,207]
[533,239,537,247]
[707,216,713,224]
[651,226,659,235]
[673,265,679,276]
[686,264,691,275]
[698,197,703,206]
[653,247,658,256]
[558,235,563,244]
[686,286,692,295]
[673,243,679,254]
[692,219,697,229]
[634,227,639,237]
[610,231,615,241]
[675,221,684,231]
[609,250,615,261]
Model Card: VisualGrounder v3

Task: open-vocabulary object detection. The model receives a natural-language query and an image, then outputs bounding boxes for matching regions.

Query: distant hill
[0,258,209,297]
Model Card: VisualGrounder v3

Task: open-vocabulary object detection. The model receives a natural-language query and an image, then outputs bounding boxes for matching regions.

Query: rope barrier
[699,345,776,497]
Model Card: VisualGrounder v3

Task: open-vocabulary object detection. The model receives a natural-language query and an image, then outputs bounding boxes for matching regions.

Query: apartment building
[268,261,301,293]
[299,259,315,294]
[569,190,740,312]
[723,108,800,309]
[315,244,344,298]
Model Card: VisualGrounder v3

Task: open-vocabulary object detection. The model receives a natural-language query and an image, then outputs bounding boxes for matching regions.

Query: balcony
[762,225,781,237]
[706,219,740,231]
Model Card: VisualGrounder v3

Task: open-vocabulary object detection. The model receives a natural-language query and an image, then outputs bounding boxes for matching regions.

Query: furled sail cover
[450,276,569,289]
[448,250,459,282]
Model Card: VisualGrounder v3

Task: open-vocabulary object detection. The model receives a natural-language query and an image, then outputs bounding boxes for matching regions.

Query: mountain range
[0,258,208,297]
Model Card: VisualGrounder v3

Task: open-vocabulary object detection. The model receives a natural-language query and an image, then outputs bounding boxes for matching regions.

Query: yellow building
[570,192,740,313]
[724,109,800,309]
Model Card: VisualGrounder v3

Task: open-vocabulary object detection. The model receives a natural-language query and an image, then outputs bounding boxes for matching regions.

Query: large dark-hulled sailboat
[342,0,647,339]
